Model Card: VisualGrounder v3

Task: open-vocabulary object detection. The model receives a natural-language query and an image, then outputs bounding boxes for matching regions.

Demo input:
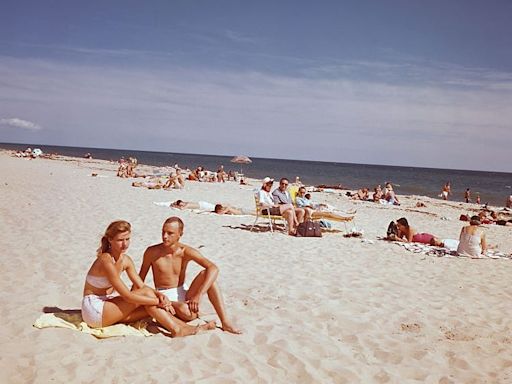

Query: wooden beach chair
[250,195,288,233]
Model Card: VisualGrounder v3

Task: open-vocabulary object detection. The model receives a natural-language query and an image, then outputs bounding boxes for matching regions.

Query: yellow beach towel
[33,312,152,339]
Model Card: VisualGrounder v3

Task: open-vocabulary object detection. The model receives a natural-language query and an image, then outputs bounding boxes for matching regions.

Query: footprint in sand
[400,323,421,333]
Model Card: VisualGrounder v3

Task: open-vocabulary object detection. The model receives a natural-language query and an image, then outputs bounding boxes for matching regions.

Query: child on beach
[81,220,215,336]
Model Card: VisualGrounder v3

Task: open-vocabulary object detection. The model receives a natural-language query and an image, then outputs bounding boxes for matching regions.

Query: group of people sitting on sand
[386,216,488,258]
[131,167,186,190]
[82,218,241,338]
[347,182,400,205]
[117,157,138,178]
[188,165,243,184]
[460,209,512,227]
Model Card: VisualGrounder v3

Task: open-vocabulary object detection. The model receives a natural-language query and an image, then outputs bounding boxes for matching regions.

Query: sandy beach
[1,150,511,383]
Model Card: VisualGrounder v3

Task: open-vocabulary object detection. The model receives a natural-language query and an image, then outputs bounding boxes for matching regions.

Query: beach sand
[1,150,511,383]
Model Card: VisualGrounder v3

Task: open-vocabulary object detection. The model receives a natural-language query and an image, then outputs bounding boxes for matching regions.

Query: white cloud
[0,117,41,130]
[0,55,511,171]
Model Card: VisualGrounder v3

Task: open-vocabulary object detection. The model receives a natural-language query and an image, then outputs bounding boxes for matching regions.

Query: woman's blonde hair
[97,220,131,256]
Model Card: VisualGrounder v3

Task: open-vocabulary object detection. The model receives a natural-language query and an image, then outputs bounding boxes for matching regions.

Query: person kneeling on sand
[139,217,241,334]
[81,220,215,337]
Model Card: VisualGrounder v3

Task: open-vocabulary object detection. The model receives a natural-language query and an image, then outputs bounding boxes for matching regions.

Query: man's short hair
[163,216,184,233]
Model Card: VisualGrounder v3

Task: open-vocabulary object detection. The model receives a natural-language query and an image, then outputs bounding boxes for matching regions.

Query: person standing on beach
[464,188,471,203]
[506,195,512,208]
[441,181,451,200]
[82,220,215,337]
[476,194,481,204]
[139,217,242,334]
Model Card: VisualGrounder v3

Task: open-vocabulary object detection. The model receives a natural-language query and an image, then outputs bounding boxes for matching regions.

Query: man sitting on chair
[272,178,310,222]
[258,177,298,235]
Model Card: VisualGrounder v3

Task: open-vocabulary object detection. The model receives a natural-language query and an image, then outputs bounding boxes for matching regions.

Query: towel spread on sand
[390,241,511,259]
[33,312,152,339]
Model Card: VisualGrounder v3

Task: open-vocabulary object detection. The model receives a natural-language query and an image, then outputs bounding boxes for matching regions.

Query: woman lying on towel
[82,220,215,337]
[394,217,443,246]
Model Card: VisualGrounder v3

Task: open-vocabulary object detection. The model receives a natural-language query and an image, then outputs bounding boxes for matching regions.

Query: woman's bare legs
[311,211,354,222]
[101,287,215,337]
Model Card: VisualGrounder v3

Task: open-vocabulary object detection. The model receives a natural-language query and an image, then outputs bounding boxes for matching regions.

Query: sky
[1,0,511,172]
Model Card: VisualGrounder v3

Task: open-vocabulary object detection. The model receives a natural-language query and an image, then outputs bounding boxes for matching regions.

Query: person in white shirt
[257,177,298,235]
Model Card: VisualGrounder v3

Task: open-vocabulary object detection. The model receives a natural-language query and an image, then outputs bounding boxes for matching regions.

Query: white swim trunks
[81,294,116,328]
[198,201,215,211]
[157,285,188,302]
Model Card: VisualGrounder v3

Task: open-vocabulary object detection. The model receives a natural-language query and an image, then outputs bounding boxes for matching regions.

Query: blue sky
[1,0,511,171]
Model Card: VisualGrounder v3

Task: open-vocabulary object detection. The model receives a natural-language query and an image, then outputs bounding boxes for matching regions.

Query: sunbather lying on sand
[392,217,442,245]
[132,179,165,189]
[170,200,251,215]
[171,200,216,211]
[214,204,254,215]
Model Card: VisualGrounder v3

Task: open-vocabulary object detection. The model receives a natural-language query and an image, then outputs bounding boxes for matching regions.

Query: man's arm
[185,247,218,295]
[184,246,218,313]
[271,190,281,204]
[138,247,154,284]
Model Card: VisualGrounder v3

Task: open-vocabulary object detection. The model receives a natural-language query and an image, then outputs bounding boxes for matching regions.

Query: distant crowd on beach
[119,159,248,191]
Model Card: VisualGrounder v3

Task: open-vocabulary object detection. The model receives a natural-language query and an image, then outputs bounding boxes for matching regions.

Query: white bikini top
[86,274,112,289]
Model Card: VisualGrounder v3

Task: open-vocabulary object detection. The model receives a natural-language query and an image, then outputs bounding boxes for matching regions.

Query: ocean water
[2,142,511,207]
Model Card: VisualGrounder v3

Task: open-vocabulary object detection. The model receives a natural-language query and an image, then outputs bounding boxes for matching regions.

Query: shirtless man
[139,217,241,334]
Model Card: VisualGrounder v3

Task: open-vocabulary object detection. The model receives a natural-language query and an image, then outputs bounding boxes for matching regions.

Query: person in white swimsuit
[81,220,215,337]
[457,216,487,258]
[139,217,242,334]
[170,200,216,211]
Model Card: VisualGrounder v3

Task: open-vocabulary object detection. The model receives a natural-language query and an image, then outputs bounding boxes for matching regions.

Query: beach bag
[386,221,398,238]
[296,221,322,237]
